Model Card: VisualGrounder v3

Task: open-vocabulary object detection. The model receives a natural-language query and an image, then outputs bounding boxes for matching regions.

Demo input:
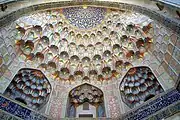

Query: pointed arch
[66,83,106,118]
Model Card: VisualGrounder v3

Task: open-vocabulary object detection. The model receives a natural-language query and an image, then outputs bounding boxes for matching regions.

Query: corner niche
[3,68,52,110]
[119,66,164,108]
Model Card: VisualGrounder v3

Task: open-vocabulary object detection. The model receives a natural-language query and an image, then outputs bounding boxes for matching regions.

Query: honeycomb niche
[3,68,52,110]
[14,8,153,84]
[119,66,164,108]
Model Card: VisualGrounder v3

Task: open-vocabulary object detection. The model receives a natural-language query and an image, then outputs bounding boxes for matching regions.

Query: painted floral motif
[108,96,121,118]
[49,97,63,120]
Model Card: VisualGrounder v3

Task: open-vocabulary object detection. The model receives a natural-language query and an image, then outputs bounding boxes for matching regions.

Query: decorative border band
[0,95,50,120]
[121,89,180,120]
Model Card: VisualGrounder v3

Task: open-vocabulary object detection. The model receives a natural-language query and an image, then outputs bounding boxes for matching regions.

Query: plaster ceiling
[14,6,154,85]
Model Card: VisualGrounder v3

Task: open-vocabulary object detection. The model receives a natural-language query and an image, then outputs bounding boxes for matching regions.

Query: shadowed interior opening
[15,97,27,105]
[144,94,155,102]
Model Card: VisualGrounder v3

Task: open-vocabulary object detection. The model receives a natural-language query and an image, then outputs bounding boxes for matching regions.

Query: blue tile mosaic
[147,101,180,120]
[122,89,180,120]
[0,96,49,120]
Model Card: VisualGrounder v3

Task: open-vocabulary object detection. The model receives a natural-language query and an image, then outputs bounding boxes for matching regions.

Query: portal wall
[0,1,179,119]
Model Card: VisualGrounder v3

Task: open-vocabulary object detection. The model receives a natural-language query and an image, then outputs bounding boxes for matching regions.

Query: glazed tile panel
[147,101,180,120]
[0,96,49,120]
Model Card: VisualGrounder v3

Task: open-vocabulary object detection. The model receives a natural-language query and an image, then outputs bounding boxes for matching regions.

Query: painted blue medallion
[63,6,106,29]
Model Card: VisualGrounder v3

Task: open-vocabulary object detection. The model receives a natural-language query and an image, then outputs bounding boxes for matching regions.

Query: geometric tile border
[147,101,180,120]
[121,89,180,120]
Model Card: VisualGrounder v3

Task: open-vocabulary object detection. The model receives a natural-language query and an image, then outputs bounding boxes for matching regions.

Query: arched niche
[3,68,52,110]
[119,66,164,108]
[66,83,106,118]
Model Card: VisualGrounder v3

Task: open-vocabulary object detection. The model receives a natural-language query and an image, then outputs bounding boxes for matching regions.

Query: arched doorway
[66,83,106,118]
